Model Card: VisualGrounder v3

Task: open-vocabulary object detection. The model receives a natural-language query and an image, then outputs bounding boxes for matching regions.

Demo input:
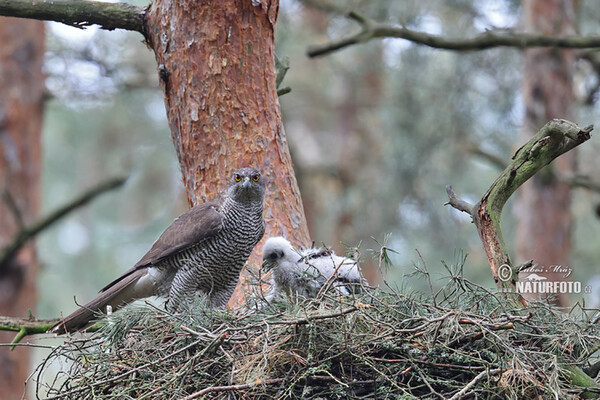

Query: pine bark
[517,0,575,306]
[0,18,44,400]
[144,0,311,305]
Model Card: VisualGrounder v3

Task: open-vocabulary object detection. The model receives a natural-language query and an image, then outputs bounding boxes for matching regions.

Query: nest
[34,271,600,400]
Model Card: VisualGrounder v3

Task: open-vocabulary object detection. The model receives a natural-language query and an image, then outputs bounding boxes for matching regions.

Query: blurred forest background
[26,0,600,369]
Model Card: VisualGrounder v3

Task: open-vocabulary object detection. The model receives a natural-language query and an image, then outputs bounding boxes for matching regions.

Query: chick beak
[261,260,273,273]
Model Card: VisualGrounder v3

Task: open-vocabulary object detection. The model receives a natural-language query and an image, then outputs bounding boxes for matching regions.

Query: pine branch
[0,0,146,33]
[446,120,593,301]
[307,10,600,58]
[0,176,127,270]
[0,315,56,350]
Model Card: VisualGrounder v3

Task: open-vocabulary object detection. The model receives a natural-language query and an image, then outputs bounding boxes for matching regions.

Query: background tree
[516,0,576,307]
[0,18,44,399]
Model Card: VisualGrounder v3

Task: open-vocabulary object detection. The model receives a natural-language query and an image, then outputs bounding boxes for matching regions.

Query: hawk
[51,167,265,333]
[261,236,367,303]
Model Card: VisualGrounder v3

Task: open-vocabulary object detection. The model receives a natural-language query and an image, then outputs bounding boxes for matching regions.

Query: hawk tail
[49,268,150,334]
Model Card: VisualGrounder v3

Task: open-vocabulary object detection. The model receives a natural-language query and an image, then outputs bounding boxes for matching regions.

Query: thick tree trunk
[145,0,310,305]
[0,18,44,400]
[517,0,575,306]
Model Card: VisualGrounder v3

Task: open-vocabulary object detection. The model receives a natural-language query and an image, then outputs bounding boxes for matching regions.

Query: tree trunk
[0,18,44,400]
[517,0,575,306]
[145,0,310,305]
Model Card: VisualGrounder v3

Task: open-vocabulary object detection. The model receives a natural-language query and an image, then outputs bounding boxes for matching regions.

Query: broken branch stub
[447,119,592,303]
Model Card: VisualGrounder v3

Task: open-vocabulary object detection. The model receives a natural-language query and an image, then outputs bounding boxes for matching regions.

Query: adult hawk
[51,167,265,333]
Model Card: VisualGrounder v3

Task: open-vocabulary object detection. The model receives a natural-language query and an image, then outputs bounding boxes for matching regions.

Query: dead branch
[445,120,593,301]
[180,378,286,400]
[445,186,473,215]
[448,368,502,400]
[465,142,508,170]
[559,173,600,193]
[276,307,358,326]
[0,176,127,270]
[275,54,292,97]
[306,10,600,58]
[43,338,206,400]
[0,0,146,33]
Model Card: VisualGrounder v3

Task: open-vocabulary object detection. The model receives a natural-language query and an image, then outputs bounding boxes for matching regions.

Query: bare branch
[465,142,508,170]
[43,339,206,400]
[275,54,292,97]
[275,54,290,89]
[1,190,25,229]
[306,10,600,58]
[0,0,146,33]
[559,173,600,192]
[0,176,127,270]
[277,87,292,96]
[445,185,474,215]
[449,120,592,301]
[180,378,285,400]
[448,369,502,400]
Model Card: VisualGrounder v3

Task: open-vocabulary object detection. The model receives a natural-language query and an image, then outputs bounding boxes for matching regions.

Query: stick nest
[35,273,600,399]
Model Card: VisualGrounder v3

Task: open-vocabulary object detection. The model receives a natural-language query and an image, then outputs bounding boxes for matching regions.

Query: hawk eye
[234,174,241,182]
[252,174,260,182]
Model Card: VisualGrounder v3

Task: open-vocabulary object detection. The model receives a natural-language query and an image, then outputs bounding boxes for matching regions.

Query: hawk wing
[99,195,224,293]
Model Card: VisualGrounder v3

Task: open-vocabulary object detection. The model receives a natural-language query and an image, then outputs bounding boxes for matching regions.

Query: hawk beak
[242,176,251,189]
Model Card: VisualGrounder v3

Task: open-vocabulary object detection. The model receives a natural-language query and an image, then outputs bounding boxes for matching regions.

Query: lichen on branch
[446,119,593,298]
[0,0,146,33]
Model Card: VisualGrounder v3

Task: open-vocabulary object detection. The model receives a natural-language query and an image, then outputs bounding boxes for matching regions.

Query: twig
[277,87,292,96]
[445,186,474,215]
[0,0,146,33]
[0,176,127,270]
[448,368,502,400]
[306,9,600,58]
[1,189,25,229]
[559,173,600,192]
[315,253,347,299]
[457,319,514,331]
[179,378,285,400]
[465,142,508,170]
[275,53,292,97]
[276,307,358,326]
[275,53,290,89]
[415,249,436,307]
[43,339,204,400]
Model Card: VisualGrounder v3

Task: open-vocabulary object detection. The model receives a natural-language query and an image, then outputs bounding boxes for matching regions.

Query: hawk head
[228,167,265,203]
